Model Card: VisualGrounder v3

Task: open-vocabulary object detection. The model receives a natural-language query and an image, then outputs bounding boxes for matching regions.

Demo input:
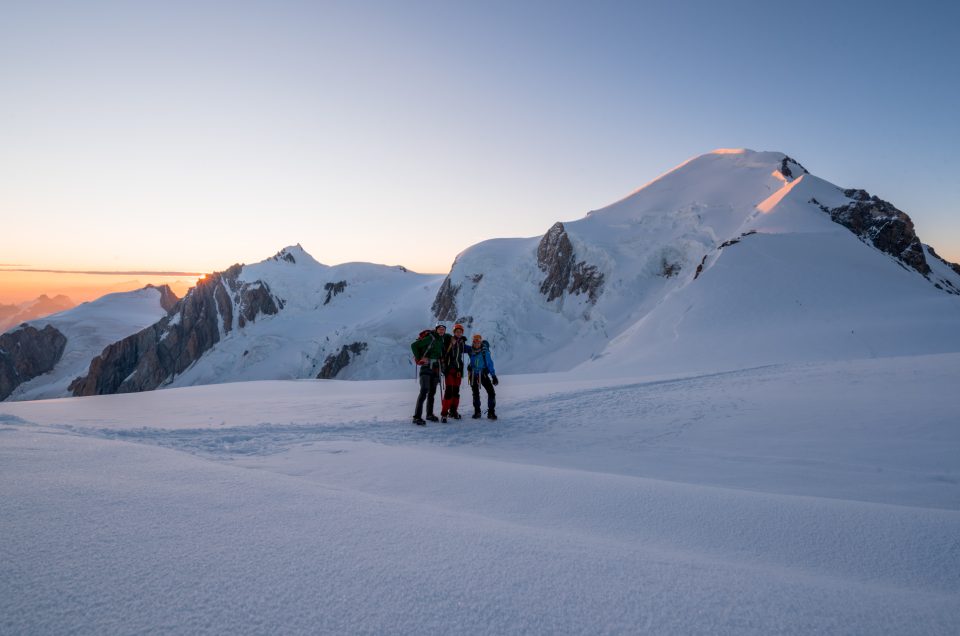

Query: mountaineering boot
[450,410,462,420]
[426,414,440,422]
[472,410,482,419]
[412,416,426,426]
[441,416,448,423]
[487,409,498,421]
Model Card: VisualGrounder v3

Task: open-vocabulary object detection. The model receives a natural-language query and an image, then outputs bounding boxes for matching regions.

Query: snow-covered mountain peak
[262,243,324,267]
[432,148,960,374]
[586,149,800,228]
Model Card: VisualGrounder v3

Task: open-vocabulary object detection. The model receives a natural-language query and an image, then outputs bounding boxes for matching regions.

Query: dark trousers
[471,371,496,413]
[414,368,440,418]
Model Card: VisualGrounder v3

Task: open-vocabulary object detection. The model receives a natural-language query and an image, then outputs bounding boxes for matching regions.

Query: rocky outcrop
[432,272,485,323]
[812,191,930,276]
[719,230,757,249]
[144,284,180,313]
[537,222,604,304]
[693,255,708,280]
[324,281,347,305]
[779,156,808,180]
[432,278,461,321]
[271,246,298,263]
[317,342,368,379]
[69,265,282,396]
[660,259,681,278]
[537,223,575,302]
[0,325,67,400]
[569,262,604,303]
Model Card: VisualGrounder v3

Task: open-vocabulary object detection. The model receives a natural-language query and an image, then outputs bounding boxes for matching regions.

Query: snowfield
[4,148,959,633]
[2,354,959,634]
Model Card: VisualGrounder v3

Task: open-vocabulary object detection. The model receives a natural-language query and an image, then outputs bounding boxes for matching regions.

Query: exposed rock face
[144,284,180,313]
[432,278,461,322]
[69,265,282,396]
[324,281,347,305]
[537,222,604,304]
[779,156,808,180]
[272,246,297,263]
[719,230,757,249]
[537,223,575,302]
[813,191,930,276]
[317,342,368,379]
[0,325,67,400]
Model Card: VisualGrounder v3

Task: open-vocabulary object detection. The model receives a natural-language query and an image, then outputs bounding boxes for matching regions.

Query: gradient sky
[2,0,958,302]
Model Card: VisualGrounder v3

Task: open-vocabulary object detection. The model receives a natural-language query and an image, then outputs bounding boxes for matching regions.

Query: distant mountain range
[3,149,959,401]
[0,294,75,334]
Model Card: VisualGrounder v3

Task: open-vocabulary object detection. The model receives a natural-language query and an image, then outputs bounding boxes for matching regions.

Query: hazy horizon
[3,1,959,302]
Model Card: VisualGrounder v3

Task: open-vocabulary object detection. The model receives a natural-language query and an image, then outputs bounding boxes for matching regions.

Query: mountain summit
[5,149,959,401]
[434,149,960,374]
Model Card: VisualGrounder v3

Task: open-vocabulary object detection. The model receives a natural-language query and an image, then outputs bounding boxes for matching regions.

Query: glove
[492,375,499,386]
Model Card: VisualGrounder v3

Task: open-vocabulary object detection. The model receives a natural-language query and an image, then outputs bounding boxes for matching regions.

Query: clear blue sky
[2,0,958,277]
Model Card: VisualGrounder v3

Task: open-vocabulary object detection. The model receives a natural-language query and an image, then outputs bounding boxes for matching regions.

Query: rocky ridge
[812,189,930,276]
[0,325,68,400]
[69,266,282,396]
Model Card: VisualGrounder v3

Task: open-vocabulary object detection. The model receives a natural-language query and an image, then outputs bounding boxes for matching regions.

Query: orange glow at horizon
[0,271,195,305]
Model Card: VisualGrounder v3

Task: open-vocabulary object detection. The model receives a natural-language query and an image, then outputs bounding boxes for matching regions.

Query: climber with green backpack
[410,324,446,425]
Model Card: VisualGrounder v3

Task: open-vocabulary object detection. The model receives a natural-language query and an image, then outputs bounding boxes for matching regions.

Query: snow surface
[7,287,171,401]
[2,354,959,634]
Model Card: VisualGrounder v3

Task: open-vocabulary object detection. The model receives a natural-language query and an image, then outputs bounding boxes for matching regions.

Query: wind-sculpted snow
[1,356,959,633]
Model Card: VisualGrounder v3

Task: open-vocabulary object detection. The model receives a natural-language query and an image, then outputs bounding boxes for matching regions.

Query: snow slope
[7,286,172,401]
[440,150,960,375]
[1,354,958,634]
